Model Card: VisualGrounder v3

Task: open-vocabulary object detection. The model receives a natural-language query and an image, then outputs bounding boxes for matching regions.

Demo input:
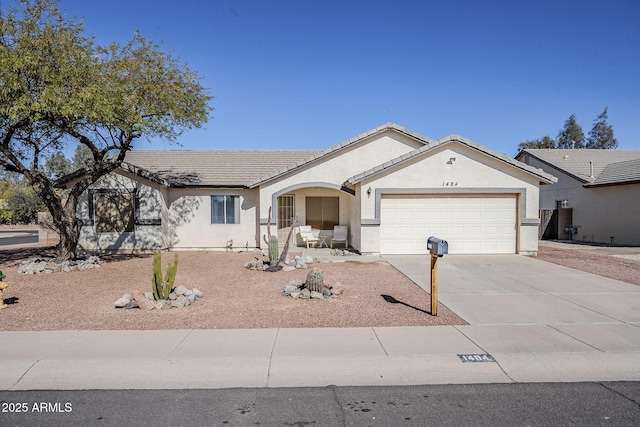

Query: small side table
[318,231,333,248]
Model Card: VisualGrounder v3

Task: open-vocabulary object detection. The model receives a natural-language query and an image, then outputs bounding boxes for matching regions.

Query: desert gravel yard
[2,240,638,331]
[536,240,640,287]
[0,248,466,331]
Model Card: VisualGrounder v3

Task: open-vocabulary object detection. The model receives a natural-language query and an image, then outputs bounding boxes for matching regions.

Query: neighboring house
[59,123,556,255]
[516,149,640,245]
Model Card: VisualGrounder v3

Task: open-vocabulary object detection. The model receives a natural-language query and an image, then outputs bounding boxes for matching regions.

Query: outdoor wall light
[447,157,456,164]
[367,187,372,196]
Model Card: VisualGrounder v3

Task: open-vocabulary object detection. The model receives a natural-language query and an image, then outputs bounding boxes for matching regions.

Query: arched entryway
[273,183,354,248]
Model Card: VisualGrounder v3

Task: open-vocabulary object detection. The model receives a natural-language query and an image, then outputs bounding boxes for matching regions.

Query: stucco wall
[577,183,640,245]
[524,157,584,210]
[166,188,259,250]
[76,173,163,253]
[355,143,542,254]
[524,157,640,245]
[257,131,423,248]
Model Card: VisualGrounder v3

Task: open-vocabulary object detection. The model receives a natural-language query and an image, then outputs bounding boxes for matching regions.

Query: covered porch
[273,185,355,250]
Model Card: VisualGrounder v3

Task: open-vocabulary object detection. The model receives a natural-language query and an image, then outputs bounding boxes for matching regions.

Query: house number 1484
[442,182,458,186]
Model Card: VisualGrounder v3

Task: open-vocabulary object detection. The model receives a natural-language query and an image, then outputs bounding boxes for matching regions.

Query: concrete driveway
[383,254,640,326]
[384,254,640,382]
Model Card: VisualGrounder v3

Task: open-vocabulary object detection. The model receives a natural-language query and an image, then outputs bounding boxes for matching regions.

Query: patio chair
[331,225,348,249]
[298,225,319,248]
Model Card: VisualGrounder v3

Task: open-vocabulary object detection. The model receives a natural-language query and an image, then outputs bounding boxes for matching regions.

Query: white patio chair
[331,225,348,248]
[298,225,319,248]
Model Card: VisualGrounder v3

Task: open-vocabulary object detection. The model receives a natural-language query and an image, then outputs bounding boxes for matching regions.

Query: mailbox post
[427,236,448,316]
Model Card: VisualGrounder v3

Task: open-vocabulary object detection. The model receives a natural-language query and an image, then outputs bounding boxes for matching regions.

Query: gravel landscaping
[0,247,466,331]
[2,240,638,331]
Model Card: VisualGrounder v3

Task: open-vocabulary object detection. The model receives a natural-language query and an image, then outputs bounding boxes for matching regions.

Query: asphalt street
[1,382,639,426]
[0,230,38,247]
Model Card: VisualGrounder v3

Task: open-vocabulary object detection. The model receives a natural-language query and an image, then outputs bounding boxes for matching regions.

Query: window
[211,195,240,224]
[93,192,134,233]
[305,197,339,230]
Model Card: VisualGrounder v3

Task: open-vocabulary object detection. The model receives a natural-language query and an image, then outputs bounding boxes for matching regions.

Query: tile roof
[521,149,640,184]
[122,150,321,187]
[347,135,557,185]
[586,158,640,187]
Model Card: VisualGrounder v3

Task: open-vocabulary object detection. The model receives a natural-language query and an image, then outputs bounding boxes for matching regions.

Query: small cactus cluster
[151,250,178,301]
[282,268,344,299]
[305,267,324,293]
[268,235,279,266]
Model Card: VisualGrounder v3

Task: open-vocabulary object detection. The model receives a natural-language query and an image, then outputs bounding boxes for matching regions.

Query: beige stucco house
[63,123,556,255]
[517,149,640,246]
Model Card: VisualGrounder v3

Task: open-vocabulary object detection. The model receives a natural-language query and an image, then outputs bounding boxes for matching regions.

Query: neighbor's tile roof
[585,158,640,187]
[521,149,640,184]
[122,150,321,187]
[347,135,557,185]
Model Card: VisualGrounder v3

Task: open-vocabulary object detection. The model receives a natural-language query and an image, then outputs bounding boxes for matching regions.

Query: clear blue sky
[56,0,640,156]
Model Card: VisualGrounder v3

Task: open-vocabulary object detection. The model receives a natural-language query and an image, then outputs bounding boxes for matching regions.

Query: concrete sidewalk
[2,255,640,390]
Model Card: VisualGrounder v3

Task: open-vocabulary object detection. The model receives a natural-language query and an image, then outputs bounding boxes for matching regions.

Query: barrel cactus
[305,267,324,293]
[268,235,279,266]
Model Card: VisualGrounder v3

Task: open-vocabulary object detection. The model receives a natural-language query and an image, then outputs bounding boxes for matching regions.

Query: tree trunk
[31,175,85,261]
[56,213,82,261]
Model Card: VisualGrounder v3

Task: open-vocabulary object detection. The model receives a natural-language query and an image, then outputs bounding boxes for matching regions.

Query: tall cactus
[268,235,279,266]
[305,267,324,293]
[151,250,179,300]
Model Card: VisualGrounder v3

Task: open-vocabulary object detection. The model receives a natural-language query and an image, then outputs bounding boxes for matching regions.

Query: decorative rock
[123,301,139,309]
[175,285,188,296]
[185,289,193,296]
[133,292,156,310]
[144,291,155,301]
[331,287,344,296]
[282,266,295,272]
[299,288,311,299]
[192,288,203,298]
[294,256,308,269]
[289,279,304,288]
[17,256,102,275]
[168,292,177,301]
[322,287,332,297]
[170,295,187,308]
[282,285,297,296]
[114,296,131,308]
[310,291,324,299]
[290,291,301,299]
[187,293,197,304]
[304,256,315,264]
[253,248,264,256]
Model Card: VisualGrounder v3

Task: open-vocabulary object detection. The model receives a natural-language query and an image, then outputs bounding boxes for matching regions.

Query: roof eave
[519,150,587,184]
[584,179,640,188]
[347,137,557,186]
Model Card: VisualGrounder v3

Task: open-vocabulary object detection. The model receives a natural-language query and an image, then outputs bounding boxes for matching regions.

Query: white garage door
[380,195,517,254]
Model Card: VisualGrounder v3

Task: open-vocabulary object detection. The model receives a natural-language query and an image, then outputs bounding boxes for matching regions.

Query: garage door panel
[380,195,516,254]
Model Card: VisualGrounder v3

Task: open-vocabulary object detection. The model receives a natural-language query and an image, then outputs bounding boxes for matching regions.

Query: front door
[277,195,295,245]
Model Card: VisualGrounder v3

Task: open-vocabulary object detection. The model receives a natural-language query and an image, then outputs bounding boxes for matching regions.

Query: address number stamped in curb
[457,353,496,363]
